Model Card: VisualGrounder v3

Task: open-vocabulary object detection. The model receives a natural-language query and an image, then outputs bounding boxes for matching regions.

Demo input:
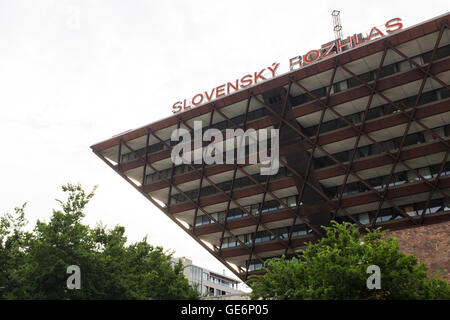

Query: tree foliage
[249,221,450,300]
[0,183,199,300]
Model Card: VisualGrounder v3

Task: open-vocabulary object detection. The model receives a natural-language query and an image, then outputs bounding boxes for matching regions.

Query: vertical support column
[167,120,182,209]
[141,129,150,188]
[117,139,122,168]
[192,107,215,230]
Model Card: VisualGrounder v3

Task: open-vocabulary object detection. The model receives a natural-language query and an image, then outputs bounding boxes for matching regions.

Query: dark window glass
[379,64,397,78]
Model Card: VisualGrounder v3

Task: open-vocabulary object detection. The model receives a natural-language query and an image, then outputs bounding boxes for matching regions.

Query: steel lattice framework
[92,14,450,281]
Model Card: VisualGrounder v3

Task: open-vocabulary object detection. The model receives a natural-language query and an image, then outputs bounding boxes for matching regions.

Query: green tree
[249,221,450,300]
[0,204,31,299]
[0,183,199,300]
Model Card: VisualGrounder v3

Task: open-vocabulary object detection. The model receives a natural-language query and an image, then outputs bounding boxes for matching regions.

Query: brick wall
[386,221,450,281]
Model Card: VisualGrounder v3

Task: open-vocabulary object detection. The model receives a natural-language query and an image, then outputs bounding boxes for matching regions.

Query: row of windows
[190,270,238,293]
[290,44,450,108]
[120,45,450,165]
[208,275,236,289]
[315,124,450,169]
[140,86,449,186]
[204,286,231,297]
[358,200,447,224]
[196,160,449,230]
[120,138,176,163]
[247,254,298,272]
[195,195,298,227]
[144,138,275,184]
[247,196,450,271]
[356,197,450,225]
[145,163,203,184]
[210,107,266,131]
[121,108,268,164]
[171,168,291,205]
[221,223,312,249]
[325,161,450,199]
[303,87,449,138]
[134,85,448,183]
[248,262,264,272]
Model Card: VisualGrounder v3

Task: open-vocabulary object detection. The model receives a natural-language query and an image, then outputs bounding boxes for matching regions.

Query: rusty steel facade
[92,13,450,281]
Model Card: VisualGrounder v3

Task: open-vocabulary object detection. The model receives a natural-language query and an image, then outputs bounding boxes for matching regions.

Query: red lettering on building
[172,17,403,113]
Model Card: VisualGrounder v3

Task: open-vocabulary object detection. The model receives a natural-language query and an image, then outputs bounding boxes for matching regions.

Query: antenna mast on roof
[332,10,343,40]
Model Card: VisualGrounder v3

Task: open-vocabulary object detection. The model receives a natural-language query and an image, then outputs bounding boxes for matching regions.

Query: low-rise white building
[172,257,246,298]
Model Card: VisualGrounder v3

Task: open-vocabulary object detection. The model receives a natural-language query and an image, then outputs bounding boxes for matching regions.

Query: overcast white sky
[0,0,447,289]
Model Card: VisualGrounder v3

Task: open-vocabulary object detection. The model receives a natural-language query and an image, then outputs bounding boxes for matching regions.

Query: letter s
[385,18,403,34]
[240,74,253,89]
[172,101,182,114]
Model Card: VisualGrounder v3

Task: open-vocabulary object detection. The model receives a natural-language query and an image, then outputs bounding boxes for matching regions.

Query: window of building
[359,213,370,225]
[190,265,203,284]
[334,79,348,93]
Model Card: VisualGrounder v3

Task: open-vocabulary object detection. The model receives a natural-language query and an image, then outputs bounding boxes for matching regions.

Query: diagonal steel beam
[93,149,247,281]
[246,81,295,277]
[253,92,399,225]
[285,62,338,254]
[336,52,450,204]
[290,75,422,224]
[218,96,252,255]
[166,120,182,208]
[264,85,418,225]
[149,108,299,260]
[334,46,387,223]
[121,139,267,266]
[370,100,419,227]
[386,23,449,91]
[141,130,150,189]
[192,108,215,232]
[371,28,447,226]
[210,102,326,237]
[334,47,388,222]
[419,149,450,223]
[213,104,363,230]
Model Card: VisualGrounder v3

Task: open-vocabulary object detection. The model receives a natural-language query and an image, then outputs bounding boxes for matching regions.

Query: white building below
[171,257,247,298]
